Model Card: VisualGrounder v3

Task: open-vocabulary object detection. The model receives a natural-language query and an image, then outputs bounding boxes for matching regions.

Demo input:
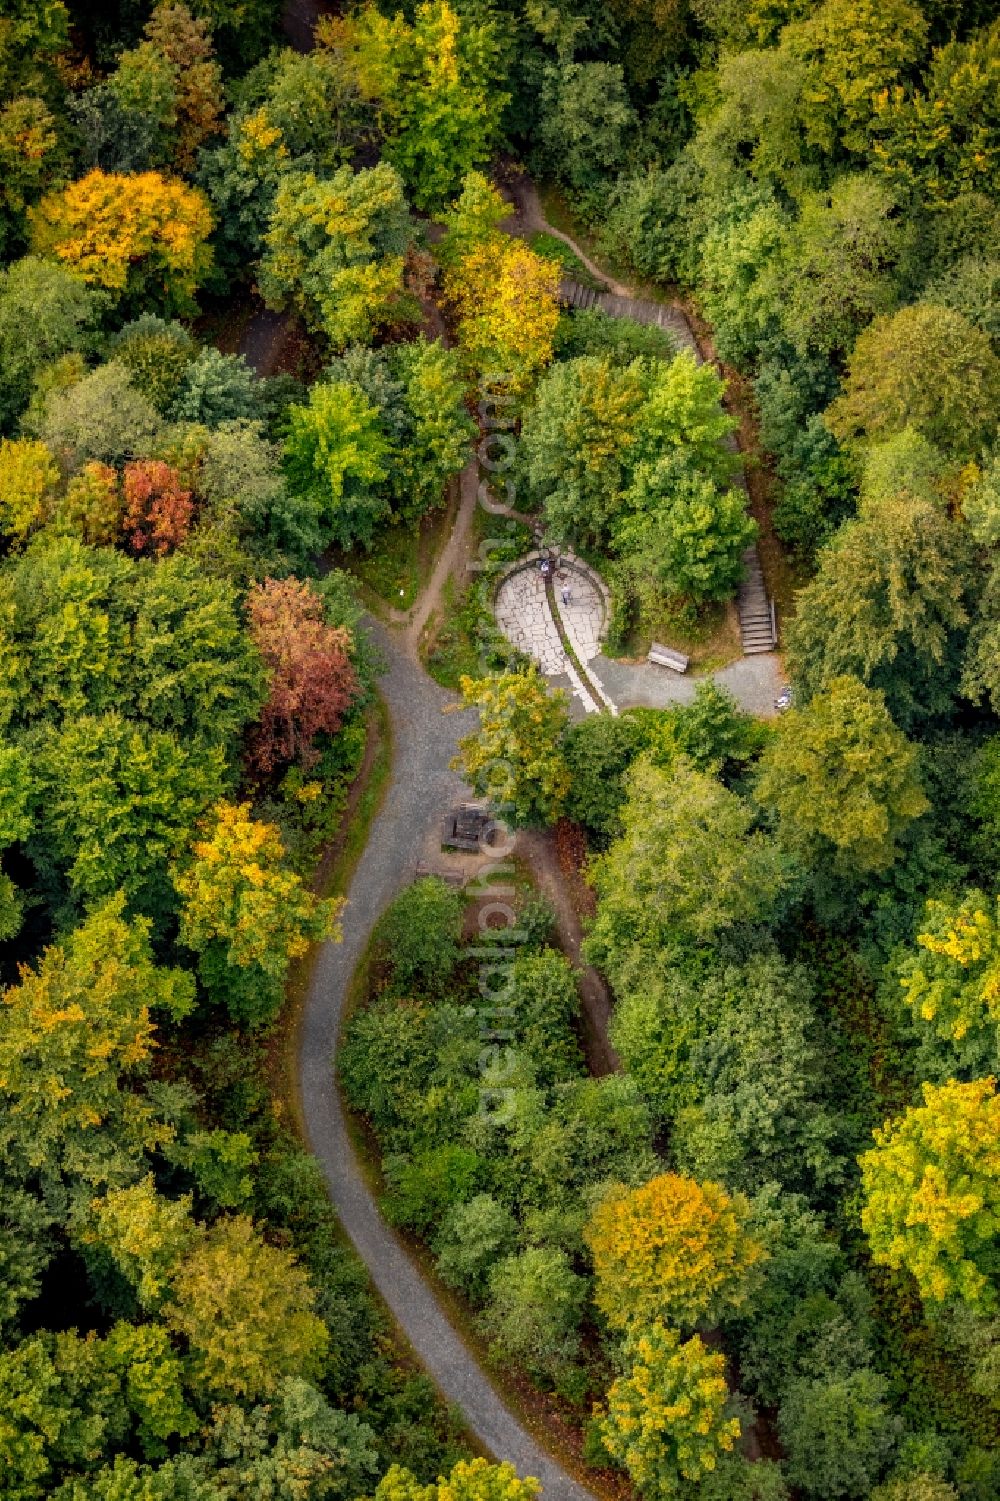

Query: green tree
[0,257,96,432]
[434,1195,518,1297]
[872,1478,958,1501]
[778,1368,900,1501]
[33,713,227,914]
[520,355,644,548]
[435,170,508,271]
[782,0,928,157]
[83,1175,196,1310]
[0,1331,123,1501]
[775,174,913,360]
[585,1172,764,1331]
[860,1077,1000,1309]
[50,1454,214,1501]
[390,338,474,522]
[125,555,265,746]
[165,1214,329,1402]
[0,896,192,1188]
[454,669,571,826]
[563,712,652,843]
[632,353,738,486]
[873,20,1000,204]
[599,1323,742,1500]
[31,361,162,468]
[535,62,636,197]
[169,348,259,428]
[108,316,195,415]
[784,491,971,727]
[283,379,390,550]
[506,949,582,1087]
[374,876,465,994]
[336,1,507,211]
[101,1322,196,1459]
[755,675,928,872]
[673,955,841,1197]
[617,462,756,604]
[480,1246,586,1382]
[202,1377,379,1501]
[0,535,134,730]
[826,304,1000,459]
[587,758,786,975]
[259,164,411,348]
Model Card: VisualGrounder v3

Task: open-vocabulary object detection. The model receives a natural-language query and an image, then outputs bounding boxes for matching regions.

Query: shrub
[374,877,465,995]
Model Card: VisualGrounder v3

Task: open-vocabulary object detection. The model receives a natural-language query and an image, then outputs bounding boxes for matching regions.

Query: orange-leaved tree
[584,1171,765,1330]
[122,458,194,556]
[30,169,213,316]
[247,576,359,773]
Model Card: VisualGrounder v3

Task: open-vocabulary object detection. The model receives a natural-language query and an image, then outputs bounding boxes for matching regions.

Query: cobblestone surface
[495,566,565,673]
[554,573,604,663]
[494,557,783,717]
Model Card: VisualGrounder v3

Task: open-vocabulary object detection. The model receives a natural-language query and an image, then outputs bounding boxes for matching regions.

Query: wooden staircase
[737,546,777,654]
[559,280,699,358]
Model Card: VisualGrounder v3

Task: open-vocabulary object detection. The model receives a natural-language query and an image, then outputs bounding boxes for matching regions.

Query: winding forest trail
[243,8,760,1476]
[239,15,599,1462]
[297,626,596,1501]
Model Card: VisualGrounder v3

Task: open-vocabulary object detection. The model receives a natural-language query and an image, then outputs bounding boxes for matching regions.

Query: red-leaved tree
[122,459,194,555]
[247,577,359,773]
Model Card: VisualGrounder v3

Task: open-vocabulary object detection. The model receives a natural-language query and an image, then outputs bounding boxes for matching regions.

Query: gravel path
[238,10,592,1494]
[591,650,783,717]
[299,625,597,1501]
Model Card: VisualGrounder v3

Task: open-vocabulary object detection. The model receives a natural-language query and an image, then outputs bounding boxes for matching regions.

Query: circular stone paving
[494,556,607,678]
[494,564,566,673]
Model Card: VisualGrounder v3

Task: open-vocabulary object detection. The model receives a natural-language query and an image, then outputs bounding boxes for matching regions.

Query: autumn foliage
[122,459,194,555]
[600,1322,741,1498]
[860,1076,1000,1308]
[29,169,213,314]
[444,234,560,395]
[585,1171,765,1330]
[173,800,341,978]
[247,577,359,773]
[54,460,121,546]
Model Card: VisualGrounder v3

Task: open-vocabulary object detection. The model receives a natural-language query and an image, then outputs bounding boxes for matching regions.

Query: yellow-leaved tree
[453,668,571,827]
[584,1171,765,1330]
[0,436,59,544]
[860,1076,1000,1309]
[599,1322,742,1499]
[29,169,213,315]
[165,1214,329,1402]
[375,1457,541,1501]
[173,801,341,1026]
[897,890,1000,1073]
[440,179,560,397]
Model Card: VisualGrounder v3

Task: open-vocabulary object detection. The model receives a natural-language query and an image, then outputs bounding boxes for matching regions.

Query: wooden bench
[416,862,465,887]
[648,642,689,674]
